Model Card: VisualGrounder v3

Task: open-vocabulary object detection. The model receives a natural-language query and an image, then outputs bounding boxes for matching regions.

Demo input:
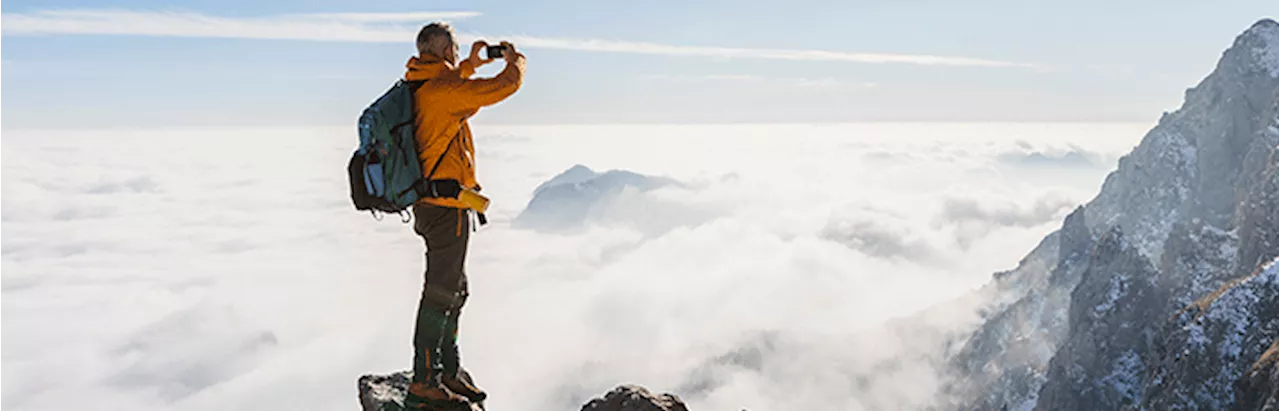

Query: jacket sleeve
[447,58,524,112]
[454,58,478,79]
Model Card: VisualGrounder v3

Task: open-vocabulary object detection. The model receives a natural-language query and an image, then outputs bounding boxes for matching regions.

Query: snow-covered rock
[1142,259,1279,409]
[947,18,1280,410]
[1084,18,1279,262]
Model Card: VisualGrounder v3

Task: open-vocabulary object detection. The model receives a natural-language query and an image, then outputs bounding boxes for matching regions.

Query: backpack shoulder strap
[424,132,458,180]
[399,78,465,198]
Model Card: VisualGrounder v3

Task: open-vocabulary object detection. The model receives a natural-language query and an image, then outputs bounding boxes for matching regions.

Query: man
[403,22,524,409]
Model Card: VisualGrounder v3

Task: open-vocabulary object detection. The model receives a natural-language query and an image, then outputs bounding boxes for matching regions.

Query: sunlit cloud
[2,9,1039,68]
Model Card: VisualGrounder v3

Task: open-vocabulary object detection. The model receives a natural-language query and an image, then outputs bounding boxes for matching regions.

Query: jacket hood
[404,56,454,81]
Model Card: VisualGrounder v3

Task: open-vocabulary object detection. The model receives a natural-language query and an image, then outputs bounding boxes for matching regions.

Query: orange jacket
[404,55,524,208]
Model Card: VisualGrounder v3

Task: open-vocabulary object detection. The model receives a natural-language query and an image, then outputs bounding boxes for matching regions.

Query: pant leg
[440,305,463,375]
[410,204,471,383]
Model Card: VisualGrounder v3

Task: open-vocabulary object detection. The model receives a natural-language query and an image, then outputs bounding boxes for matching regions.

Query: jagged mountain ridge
[945,18,1279,410]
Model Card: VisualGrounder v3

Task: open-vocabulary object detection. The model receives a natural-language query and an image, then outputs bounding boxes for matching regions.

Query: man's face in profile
[444,40,459,65]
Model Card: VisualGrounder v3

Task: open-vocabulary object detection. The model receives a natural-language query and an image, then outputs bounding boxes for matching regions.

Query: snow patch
[1246,20,1279,78]
[1172,258,1280,409]
[1206,259,1280,362]
[1094,274,1128,315]
[1099,350,1144,401]
[1014,392,1039,411]
[1184,318,1210,351]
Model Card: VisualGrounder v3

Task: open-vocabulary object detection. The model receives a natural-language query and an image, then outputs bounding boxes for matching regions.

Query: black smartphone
[485,44,507,59]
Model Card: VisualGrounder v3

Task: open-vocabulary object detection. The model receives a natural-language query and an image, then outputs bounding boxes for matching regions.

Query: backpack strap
[386,81,427,136]
[423,131,458,182]
[393,79,457,199]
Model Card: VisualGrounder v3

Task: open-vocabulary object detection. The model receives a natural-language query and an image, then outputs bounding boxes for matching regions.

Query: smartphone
[485,44,507,60]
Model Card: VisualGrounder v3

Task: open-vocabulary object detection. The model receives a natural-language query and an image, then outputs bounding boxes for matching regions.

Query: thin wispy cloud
[294,12,482,22]
[704,74,765,81]
[508,35,1035,68]
[649,73,878,88]
[0,9,449,42]
[1,9,1038,68]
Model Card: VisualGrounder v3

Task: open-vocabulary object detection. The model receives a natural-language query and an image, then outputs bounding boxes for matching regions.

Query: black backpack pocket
[348,151,377,211]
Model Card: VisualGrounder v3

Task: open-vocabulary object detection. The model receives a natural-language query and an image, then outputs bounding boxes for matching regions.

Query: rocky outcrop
[580,386,690,411]
[356,371,688,411]
[358,372,416,411]
[947,18,1279,410]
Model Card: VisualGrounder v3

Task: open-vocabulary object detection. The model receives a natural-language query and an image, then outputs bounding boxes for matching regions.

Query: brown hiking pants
[410,203,470,384]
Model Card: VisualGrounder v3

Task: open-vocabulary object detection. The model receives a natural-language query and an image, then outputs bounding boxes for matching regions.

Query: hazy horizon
[0,119,1160,131]
[3,1,1276,129]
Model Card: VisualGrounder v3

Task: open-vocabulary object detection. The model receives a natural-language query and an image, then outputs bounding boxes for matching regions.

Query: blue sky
[2,0,1275,129]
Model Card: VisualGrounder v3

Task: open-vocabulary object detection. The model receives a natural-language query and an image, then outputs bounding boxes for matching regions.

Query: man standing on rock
[403,22,524,409]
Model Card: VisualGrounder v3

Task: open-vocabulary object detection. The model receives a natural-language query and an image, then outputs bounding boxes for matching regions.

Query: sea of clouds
[1,123,1149,410]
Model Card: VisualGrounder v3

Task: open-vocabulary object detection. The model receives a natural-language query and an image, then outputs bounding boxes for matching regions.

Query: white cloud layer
[1,123,1149,411]
[1,9,1037,68]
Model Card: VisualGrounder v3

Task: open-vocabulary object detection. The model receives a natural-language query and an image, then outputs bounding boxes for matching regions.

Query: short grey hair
[416,22,456,57]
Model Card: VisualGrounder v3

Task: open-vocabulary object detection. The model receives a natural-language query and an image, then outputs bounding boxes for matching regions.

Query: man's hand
[500,41,526,65]
[467,40,495,68]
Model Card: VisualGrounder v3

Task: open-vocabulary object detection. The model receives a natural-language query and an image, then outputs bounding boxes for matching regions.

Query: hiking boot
[405,381,471,410]
[442,371,487,403]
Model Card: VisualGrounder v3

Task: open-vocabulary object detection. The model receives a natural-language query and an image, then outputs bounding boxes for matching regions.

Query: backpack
[348,80,449,220]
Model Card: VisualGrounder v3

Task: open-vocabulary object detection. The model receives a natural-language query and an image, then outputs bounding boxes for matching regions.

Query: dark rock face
[1034,228,1165,411]
[579,386,690,411]
[1234,144,1280,280]
[948,19,1279,410]
[356,371,689,411]
[1236,341,1279,411]
[1156,220,1240,312]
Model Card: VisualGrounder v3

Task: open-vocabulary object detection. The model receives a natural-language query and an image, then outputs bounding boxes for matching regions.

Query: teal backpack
[347,80,439,220]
